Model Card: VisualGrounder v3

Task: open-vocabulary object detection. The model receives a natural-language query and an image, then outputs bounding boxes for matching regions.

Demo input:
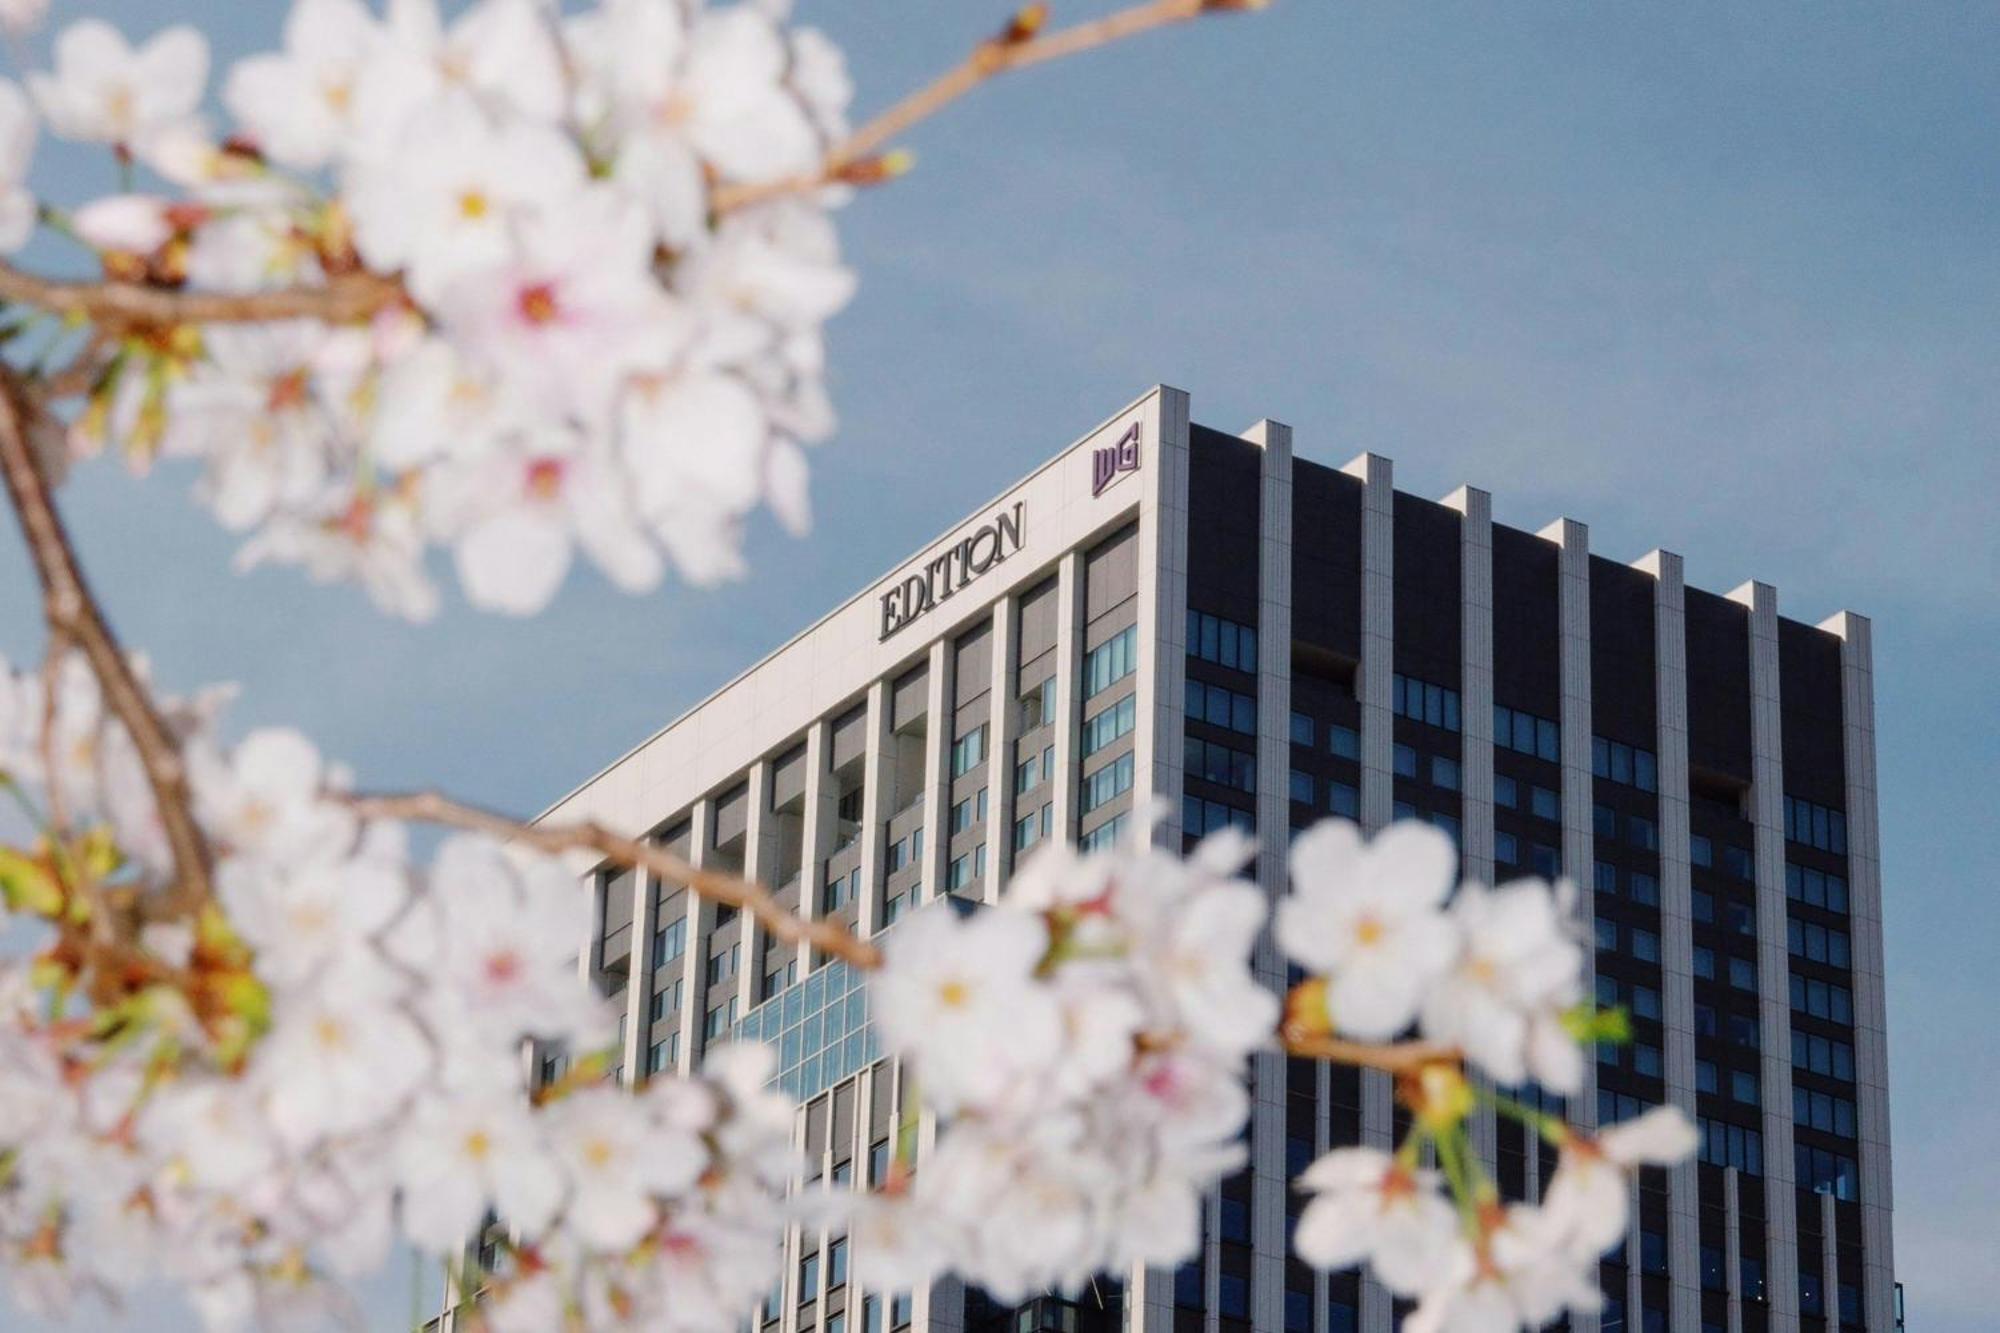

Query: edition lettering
[878,502,1026,641]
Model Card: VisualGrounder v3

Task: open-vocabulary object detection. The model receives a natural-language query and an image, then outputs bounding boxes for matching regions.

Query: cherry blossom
[1420,877,1587,1092]
[28,19,208,159]
[0,81,36,253]
[1279,820,1461,1040]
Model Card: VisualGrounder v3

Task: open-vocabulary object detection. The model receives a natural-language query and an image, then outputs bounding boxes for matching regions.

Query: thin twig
[713,0,1261,213]
[340,790,883,971]
[0,262,403,333]
[0,367,214,915]
[1280,1030,1459,1076]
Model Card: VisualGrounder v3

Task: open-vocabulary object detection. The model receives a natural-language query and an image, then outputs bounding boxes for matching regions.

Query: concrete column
[1822,1188,1840,1328]
[1341,451,1394,1333]
[621,864,653,1082]
[861,679,894,928]
[987,596,1020,893]
[676,798,712,1072]
[1724,1167,1744,1333]
[922,640,954,899]
[1638,548,1702,1333]
[798,720,835,961]
[1445,484,1497,1167]
[1541,517,1596,1333]
[1728,579,1799,1333]
[1127,388,1191,1333]
[1244,419,1294,1333]
[1818,610,1895,1333]
[740,758,779,1013]
[1053,550,1086,847]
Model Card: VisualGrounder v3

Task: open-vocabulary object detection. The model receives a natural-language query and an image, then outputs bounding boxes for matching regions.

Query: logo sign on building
[878,502,1026,641]
[1091,421,1142,497]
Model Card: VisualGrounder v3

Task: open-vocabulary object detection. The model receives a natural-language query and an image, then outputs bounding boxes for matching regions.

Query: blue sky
[2,2,1995,1328]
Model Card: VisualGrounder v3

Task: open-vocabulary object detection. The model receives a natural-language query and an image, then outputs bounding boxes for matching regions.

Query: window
[949,791,987,834]
[886,836,909,873]
[1725,900,1755,937]
[827,1237,848,1288]
[1731,1069,1759,1104]
[891,1294,912,1328]
[1631,983,1662,1021]
[1787,863,1850,913]
[1784,796,1848,855]
[1429,811,1461,844]
[1695,1059,1718,1094]
[1594,803,1617,839]
[798,1248,819,1300]
[1790,974,1854,1024]
[1431,755,1460,791]
[1795,1144,1859,1200]
[1392,673,1461,731]
[1289,770,1315,805]
[1701,1245,1726,1292]
[1080,812,1130,851]
[1791,1029,1856,1081]
[828,1317,845,1333]
[1494,830,1519,865]
[1327,724,1359,760]
[1018,675,1056,731]
[1691,835,1714,868]
[1793,1086,1859,1137]
[1328,781,1359,820]
[1593,736,1659,792]
[1788,918,1852,968]
[1080,753,1136,814]
[1629,871,1659,906]
[1727,1014,1759,1049]
[1722,844,1754,880]
[949,725,987,778]
[945,846,986,891]
[1218,1274,1249,1320]
[1641,1229,1669,1275]
[868,1139,892,1188]
[1083,625,1140,699]
[1290,711,1315,747]
[1393,743,1418,778]
[1531,844,1560,879]
[1693,945,1716,980]
[704,998,737,1038]
[1185,734,1256,792]
[1698,1117,1763,1173]
[1530,785,1560,821]
[1173,1261,1203,1310]
[1013,809,1040,852]
[1628,814,1659,851]
[1493,773,1518,808]
[1188,609,1258,672]
[1594,861,1618,895]
[1729,956,1757,991]
[1182,796,1252,838]
[1014,750,1040,794]
[647,1036,676,1074]
[1081,694,1138,757]
[1595,918,1618,951]
[1185,679,1256,734]
[654,917,687,967]
[1494,703,1560,761]
[1633,1042,1663,1078]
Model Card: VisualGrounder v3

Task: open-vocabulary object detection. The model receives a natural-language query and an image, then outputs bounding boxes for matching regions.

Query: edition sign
[1091,420,1142,496]
[878,502,1026,641]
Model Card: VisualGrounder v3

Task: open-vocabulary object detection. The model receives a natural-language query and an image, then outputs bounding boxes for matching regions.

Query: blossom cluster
[858,828,1279,1301]
[0,0,858,616]
[0,651,799,1330]
[1278,821,1696,1330]
[862,818,1698,1332]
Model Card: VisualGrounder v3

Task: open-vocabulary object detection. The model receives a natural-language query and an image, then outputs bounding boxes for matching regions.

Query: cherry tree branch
[341,790,884,971]
[1279,1030,1459,1076]
[715,0,1267,212]
[0,367,215,915]
[0,262,403,336]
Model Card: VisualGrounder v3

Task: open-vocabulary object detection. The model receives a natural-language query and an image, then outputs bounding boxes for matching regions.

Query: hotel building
[499,387,1896,1333]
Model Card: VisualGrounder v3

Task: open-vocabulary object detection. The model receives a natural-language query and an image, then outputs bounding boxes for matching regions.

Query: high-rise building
[509,387,1895,1333]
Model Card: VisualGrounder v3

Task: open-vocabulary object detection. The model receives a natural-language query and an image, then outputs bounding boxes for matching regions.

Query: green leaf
[1562,1002,1631,1046]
